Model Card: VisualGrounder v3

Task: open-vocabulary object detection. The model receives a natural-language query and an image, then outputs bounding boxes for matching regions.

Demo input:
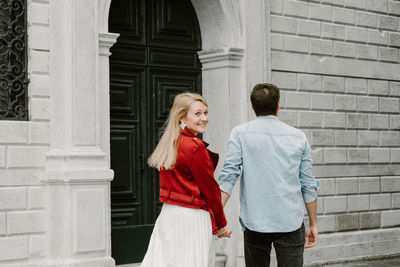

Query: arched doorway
[108,0,202,264]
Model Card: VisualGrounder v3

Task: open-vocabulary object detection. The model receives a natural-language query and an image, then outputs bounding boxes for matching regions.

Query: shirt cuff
[219,181,234,196]
[302,180,320,203]
[303,192,317,203]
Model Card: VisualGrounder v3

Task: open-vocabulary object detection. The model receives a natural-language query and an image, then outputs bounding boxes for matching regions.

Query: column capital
[99,32,120,56]
[198,47,244,70]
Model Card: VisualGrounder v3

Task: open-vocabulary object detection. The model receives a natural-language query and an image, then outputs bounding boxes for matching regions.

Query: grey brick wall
[0,0,49,264]
[271,0,400,236]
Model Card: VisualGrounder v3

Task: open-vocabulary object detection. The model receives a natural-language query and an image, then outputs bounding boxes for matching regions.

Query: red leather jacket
[159,128,227,234]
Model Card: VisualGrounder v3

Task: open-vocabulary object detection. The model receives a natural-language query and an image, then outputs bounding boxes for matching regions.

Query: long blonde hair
[148,92,208,170]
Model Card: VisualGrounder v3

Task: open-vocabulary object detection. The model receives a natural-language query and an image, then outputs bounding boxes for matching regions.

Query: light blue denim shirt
[218,115,319,233]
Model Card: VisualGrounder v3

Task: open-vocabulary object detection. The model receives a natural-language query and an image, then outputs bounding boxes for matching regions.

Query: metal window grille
[0,0,28,120]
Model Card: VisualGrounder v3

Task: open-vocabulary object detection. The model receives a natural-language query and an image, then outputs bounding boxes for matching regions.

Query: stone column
[98,33,120,165]
[199,47,246,147]
[199,47,245,267]
[43,1,117,266]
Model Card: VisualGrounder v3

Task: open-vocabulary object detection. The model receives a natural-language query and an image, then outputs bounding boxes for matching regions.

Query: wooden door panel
[109,0,201,264]
[109,45,147,66]
[109,0,146,46]
[109,66,144,117]
[149,48,199,69]
[110,128,139,194]
[112,226,153,264]
[110,127,142,226]
[149,0,200,50]
[110,65,145,229]
[147,71,201,221]
[150,70,200,122]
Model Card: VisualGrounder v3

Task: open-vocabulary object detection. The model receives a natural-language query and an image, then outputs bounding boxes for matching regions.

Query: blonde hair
[148,92,208,170]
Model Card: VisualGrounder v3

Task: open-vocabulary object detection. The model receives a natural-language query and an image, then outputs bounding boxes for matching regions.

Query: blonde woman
[141,92,231,267]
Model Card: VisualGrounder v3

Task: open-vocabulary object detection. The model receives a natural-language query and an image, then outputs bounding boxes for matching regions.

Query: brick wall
[0,0,50,264]
[270,0,400,236]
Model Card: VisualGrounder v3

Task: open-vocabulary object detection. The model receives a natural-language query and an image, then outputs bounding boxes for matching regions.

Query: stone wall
[1,0,399,266]
[0,0,50,265]
[268,0,400,264]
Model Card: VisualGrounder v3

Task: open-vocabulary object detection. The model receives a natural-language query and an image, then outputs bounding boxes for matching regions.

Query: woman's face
[183,101,208,135]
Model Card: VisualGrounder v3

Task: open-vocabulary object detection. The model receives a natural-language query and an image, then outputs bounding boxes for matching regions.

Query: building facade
[0,0,399,266]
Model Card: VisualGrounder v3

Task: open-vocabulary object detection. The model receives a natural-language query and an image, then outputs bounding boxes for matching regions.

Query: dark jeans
[244,224,305,267]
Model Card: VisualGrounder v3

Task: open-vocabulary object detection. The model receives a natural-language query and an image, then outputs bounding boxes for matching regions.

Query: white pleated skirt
[140,203,215,267]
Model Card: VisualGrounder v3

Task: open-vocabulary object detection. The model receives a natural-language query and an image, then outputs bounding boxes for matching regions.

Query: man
[218,83,319,267]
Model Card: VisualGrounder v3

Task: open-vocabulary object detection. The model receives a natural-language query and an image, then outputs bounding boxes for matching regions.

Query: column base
[44,257,115,267]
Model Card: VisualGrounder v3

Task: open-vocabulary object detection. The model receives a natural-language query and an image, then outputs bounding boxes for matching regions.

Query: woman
[141,92,231,267]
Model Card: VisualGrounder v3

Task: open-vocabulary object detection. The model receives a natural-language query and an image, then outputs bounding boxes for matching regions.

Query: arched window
[0,0,28,120]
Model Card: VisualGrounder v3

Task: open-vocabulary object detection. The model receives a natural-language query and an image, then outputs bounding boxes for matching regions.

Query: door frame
[108,1,203,263]
[96,0,270,265]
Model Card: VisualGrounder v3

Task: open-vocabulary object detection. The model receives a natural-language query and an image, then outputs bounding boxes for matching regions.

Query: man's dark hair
[250,83,280,116]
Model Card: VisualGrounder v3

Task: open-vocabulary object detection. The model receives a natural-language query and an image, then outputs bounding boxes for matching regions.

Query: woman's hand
[217,227,232,238]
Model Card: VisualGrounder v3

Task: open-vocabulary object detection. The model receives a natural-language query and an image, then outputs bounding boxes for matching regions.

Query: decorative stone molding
[42,1,116,266]
[191,0,243,50]
[97,32,119,166]
[98,0,113,32]
[99,32,119,56]
[44,167,114,184]
[198,47,244,70]
[220,0,243,46]
[45,149,112,181]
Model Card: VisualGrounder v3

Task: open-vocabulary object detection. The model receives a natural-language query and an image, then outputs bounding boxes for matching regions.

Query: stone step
[317,228,400,247]
[238,228,400,267]
[305,239,400,266]
[119,229,400,267]
[216,254,227,267]
[306,228,400,266]
[117,254,227,267]
[118,264,140,267]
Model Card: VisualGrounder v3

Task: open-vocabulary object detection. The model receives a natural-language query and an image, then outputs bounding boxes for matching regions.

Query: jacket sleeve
[190,144,227,229]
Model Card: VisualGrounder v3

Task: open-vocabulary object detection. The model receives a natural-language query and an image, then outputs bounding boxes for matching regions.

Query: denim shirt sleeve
[299,137,320,203]
[218,128,243,196]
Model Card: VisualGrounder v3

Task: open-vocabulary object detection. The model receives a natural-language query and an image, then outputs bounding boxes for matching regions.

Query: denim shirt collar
[257,115,279,121]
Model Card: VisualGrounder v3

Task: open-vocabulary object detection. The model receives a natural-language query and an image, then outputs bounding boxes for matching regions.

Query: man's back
[219,83,319,266]
[219,115,317,232]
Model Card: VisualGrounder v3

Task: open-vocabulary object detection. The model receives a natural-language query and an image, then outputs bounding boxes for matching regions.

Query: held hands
[305,224,318,248]
[217,226,232,238]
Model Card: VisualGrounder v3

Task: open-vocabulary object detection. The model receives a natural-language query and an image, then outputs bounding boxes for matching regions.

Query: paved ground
[121,256,400,266]
[325,257,400,266]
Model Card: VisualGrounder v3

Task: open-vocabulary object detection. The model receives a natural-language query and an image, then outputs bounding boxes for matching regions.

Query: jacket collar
[181,128,209,147]
[181,127,196,137]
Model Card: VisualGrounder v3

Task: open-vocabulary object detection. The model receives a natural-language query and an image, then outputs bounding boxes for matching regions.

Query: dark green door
[109,0,202,264]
